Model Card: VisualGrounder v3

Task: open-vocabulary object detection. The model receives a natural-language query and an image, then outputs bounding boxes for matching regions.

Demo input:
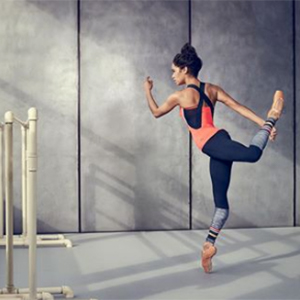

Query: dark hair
[173,43,202,77]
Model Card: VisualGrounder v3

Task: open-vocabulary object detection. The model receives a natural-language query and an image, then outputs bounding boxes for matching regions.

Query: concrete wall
[191,0,294,228]
[80,0,189,231]
[0,0,78,233]
[0,0,297,233]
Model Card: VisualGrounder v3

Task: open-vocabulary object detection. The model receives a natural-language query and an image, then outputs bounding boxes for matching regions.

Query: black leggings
[202,130,262,209]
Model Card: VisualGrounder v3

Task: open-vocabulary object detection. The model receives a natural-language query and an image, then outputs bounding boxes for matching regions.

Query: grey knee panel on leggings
[211,207,229,230]
[250,117,276,150]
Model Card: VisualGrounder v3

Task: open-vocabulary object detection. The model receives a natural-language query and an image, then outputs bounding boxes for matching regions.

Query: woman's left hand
[269,127,277,141]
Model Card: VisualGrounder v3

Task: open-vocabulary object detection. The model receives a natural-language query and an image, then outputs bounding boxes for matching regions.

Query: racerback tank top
[180,82,220,150]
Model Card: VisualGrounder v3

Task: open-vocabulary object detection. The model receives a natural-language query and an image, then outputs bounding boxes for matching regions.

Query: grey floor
[0,227,300,300]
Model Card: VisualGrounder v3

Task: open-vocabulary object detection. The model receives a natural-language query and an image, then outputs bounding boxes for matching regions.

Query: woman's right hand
[144,76,153,92]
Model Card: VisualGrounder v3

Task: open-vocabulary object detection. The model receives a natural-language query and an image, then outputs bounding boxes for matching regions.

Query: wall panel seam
[293,0,297,227]
[77,0,82,233]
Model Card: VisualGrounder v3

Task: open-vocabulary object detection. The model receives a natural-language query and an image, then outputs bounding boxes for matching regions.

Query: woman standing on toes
[143,43,284,273]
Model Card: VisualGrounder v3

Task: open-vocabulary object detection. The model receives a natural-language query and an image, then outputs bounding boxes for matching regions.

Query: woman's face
[171,63,186,86]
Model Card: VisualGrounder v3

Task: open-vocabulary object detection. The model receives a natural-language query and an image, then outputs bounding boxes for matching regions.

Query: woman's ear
[183,66,189,74]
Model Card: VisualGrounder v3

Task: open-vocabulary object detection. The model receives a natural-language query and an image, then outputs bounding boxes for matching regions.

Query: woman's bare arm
[144,76,179,118]
[216,86,265,126]
[216,86,277,140]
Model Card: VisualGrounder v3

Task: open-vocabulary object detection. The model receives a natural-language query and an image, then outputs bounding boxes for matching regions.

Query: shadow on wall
[0,70,190,232]
[83,161,190,231]
[0,74,189,232]
[1,204,65,234]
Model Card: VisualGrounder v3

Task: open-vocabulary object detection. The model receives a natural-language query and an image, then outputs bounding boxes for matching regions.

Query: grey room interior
[0,0,298,233]
[0,1,300,300]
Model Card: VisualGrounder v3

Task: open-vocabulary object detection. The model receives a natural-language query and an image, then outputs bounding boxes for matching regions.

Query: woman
[143,43,284,273]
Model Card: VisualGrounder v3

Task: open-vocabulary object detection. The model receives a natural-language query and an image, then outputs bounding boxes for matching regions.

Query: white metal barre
[0,108,74,300]
[0,115,72,248]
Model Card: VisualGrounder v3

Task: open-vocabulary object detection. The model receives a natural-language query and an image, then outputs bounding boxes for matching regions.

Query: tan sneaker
[201,242,217,273]
[267,90,284,120]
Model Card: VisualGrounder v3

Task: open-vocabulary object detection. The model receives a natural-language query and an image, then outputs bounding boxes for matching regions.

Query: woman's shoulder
[204,82,220,103]
[205,82,220,92]
[174,88,193,98]
[175,87,199,108]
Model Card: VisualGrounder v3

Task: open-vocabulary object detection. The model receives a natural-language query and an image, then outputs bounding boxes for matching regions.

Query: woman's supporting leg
[206,158,232,244]
[202,158,232,273]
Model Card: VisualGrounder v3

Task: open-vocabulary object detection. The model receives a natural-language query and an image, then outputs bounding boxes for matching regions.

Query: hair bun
[181,43,197,56]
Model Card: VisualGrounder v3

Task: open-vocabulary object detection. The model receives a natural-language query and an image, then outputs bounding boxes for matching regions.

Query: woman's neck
[185,77,200,86]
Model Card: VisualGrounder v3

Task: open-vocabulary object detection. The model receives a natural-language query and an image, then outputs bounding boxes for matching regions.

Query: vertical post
[4,111,15,293]
[0,125,3,239]
[21,126,27,236]
[27,108,38,300]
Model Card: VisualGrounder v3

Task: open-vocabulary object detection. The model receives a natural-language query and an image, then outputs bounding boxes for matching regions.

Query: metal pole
[27,108,38,300]
[21,126,27,236]
[0,125,3,239]
[4,111,15,294]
